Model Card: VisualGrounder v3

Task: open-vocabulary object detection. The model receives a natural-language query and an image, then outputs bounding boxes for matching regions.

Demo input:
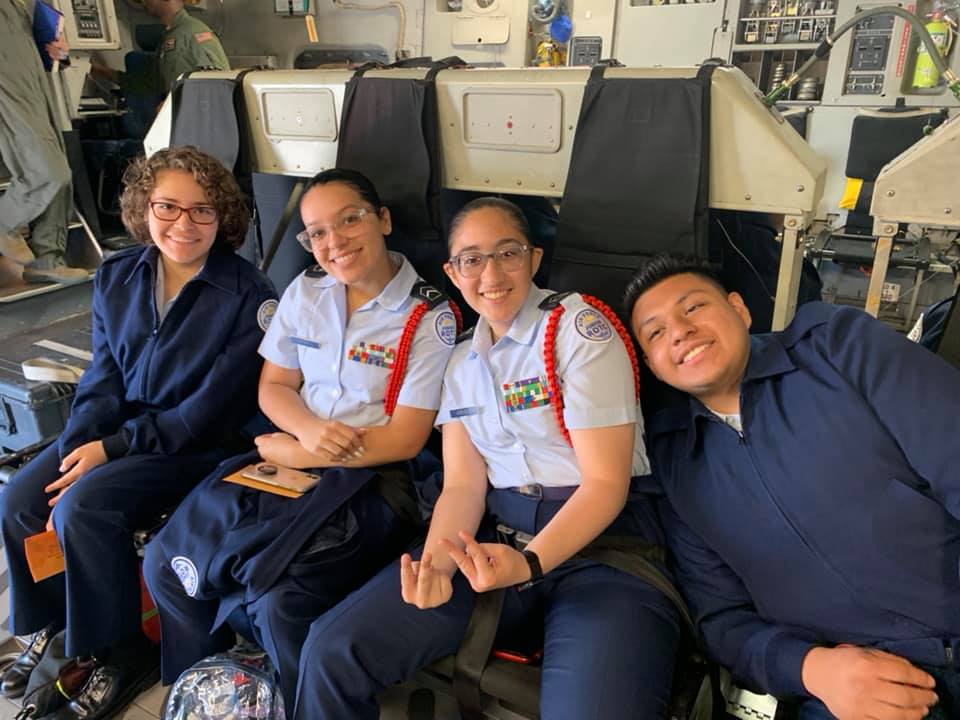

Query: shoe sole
[21,272,91,286]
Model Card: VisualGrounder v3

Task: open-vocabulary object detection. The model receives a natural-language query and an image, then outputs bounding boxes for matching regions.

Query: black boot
[1,623,58,699]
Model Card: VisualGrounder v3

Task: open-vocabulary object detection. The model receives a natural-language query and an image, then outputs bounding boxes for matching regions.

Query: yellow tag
[839,177,864,211]
[305,14,318,44]
[24,530,65,582]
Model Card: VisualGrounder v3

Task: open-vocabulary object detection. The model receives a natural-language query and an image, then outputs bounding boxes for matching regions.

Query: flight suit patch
[195,31,214,43]
[347,342,396,370]
[161,37,176,54]
[171,555,199,597]
[503,376,552,413]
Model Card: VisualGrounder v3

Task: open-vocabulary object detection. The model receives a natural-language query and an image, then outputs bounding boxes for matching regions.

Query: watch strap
[517,549,544,591]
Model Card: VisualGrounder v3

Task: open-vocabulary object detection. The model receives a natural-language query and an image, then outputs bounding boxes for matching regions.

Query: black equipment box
[0,313,92,456]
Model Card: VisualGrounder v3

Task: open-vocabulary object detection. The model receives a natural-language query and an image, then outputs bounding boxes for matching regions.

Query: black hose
[764,5,959,104]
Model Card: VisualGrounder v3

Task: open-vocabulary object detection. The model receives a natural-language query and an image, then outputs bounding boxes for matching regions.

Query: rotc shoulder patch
[503,375,552,413]
[171,556,199,597]
[257,299,277,331]
[195,31,214,43]
[574,308,613,343]
[348,342,396,369]
[435,311,457,346]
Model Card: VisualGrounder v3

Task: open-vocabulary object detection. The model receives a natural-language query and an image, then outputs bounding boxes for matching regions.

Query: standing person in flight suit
[146,0,229,93]
[91,0,229,125]
[142,168,459,711]
[0,146,277,719]
[626,254,960,720]
[291,197,681,720]
[0,0,90,283]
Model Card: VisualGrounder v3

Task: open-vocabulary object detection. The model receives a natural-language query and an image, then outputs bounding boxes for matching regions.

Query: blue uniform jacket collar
[467,285,550,358]
[651,331,797,456]
[123,244,239,294]
[311,252,415,312]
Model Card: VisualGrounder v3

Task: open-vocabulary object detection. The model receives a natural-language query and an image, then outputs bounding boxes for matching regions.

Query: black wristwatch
[517,549,544,591]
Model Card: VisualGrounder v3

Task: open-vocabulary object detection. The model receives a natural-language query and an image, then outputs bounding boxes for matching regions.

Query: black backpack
[14,629,92,720]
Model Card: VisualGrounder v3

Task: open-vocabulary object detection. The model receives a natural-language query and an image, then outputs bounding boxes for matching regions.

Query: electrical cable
[715,217,777,303]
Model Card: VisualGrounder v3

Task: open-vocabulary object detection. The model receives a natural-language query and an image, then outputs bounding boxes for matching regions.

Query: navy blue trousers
[292,487,680,720]
[293,551,679,720]
[0,442,222,657]
[143,472,411,712]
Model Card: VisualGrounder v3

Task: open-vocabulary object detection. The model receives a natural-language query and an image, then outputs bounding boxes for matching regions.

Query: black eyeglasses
[447,244,532,278]
[149,201,218,225]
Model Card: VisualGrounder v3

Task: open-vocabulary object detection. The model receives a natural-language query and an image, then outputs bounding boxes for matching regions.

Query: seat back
[335,59,464,293]
[842,109,947,233]
[170,74,253,182]
[551,64,718,311]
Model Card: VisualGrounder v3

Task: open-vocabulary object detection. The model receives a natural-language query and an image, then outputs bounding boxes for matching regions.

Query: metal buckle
[514,483,543,498]
[496,523,533,550]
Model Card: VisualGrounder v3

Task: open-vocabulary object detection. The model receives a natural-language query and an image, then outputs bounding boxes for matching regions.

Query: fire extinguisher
[913,8,956,88]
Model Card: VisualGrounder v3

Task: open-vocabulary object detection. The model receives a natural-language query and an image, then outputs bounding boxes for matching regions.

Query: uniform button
[330,389,340,398]
[331,363,337,372]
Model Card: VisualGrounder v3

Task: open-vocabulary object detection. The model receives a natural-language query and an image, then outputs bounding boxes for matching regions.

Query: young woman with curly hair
[0,145,277,718]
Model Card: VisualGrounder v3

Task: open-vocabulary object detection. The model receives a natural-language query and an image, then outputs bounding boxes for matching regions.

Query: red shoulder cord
[384,300,463,416]
[542,294,641,446]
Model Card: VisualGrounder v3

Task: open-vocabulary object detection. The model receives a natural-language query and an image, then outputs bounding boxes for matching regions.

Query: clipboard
[32,1,65,72]
[223,467,304,499]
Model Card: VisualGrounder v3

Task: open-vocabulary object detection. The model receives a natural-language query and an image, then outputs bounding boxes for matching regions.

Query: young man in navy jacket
[626,254,959,720]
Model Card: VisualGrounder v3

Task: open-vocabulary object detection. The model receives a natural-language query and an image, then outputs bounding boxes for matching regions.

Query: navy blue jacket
[649,302,960,700]
[58,245,277,459]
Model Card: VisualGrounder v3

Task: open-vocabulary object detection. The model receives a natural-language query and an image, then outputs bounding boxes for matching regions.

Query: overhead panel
[244,70,352,177]
[437,67,588,195]
[462,88,562,152]
[261,89,338,141]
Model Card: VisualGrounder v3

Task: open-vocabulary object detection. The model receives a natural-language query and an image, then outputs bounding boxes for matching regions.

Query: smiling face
[631,272,752,412]
[299,181,393,291]
[146,169,219,273]
[444,206,542,341]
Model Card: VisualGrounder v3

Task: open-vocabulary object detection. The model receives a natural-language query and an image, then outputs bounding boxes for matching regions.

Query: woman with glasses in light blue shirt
[291,197,681,720]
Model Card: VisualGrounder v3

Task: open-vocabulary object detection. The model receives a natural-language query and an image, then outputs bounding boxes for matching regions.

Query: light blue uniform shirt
[259,253,457,427]
[436,286,650,489]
